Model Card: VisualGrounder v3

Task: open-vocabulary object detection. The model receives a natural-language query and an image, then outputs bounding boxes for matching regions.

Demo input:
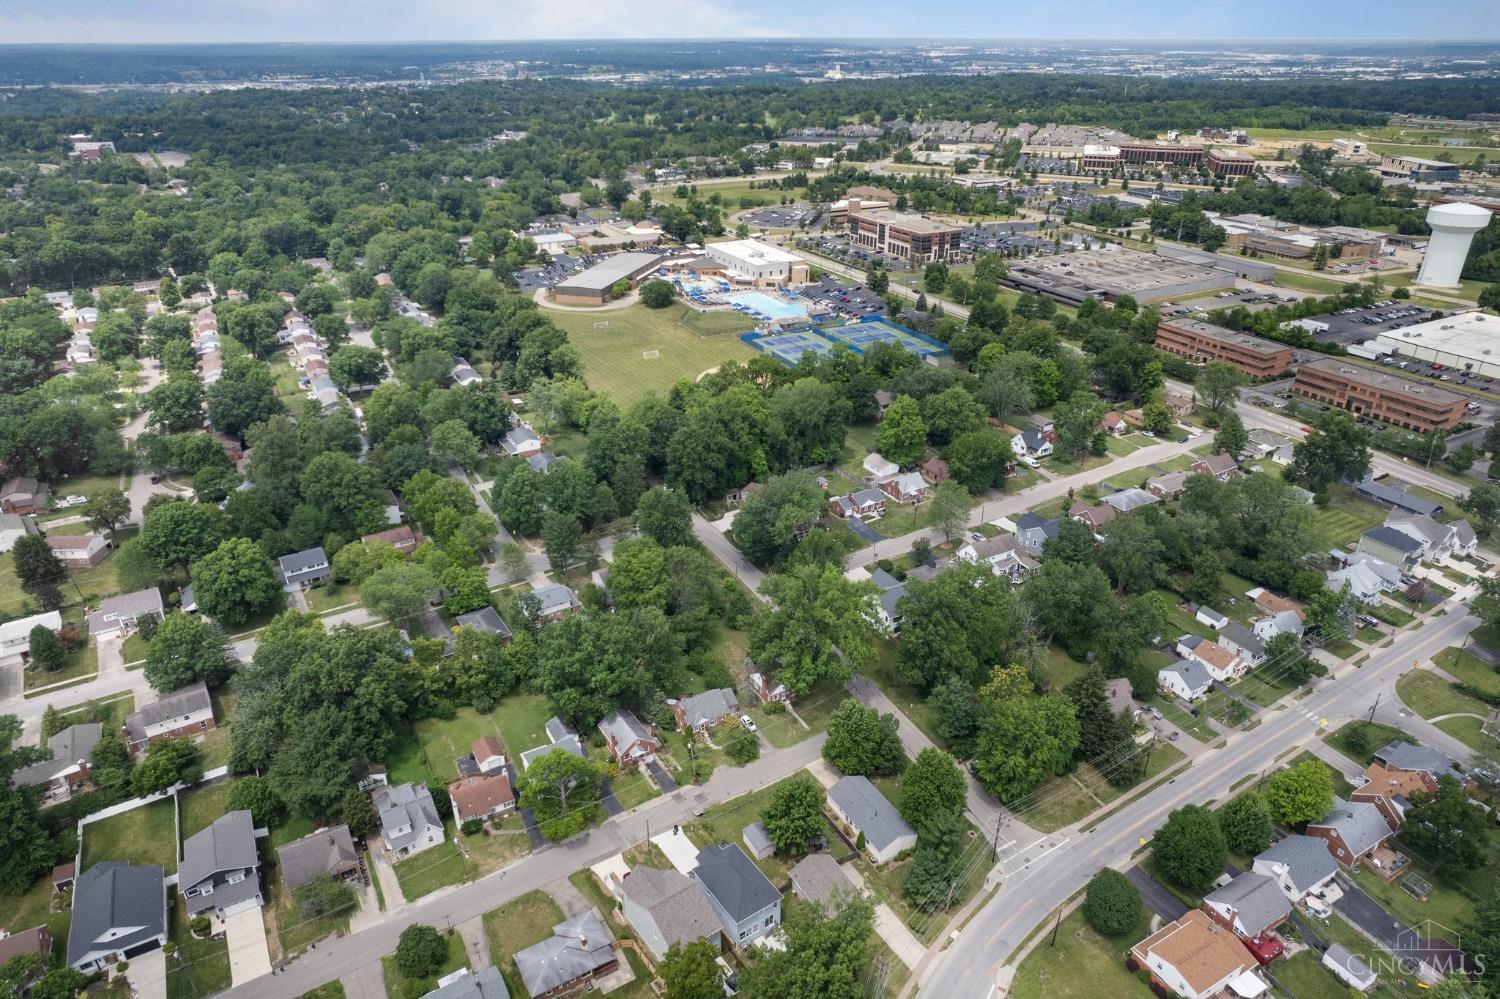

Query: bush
[190,916,212,938]
[1084,869,1142,936]
[461,817,484,836]
[640,280,675,308]
[724,727,760,764]
[394,924,446,979]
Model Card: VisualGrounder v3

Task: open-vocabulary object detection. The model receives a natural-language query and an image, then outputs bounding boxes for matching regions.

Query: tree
[875,394,927,467]
[1402,775,1490,878]
[1196,362,1246,412]
[1291,409,1371,493]
[83,489,131,542]
[946,430,1010,491]
[141,502,226,569]
[341,788,378,837]
[635,486,694,548]
[752,565,881,696]
[1052,390,1108,459]
[26,625,65,673]
[395,924,447,980]
[145,378,205,433]
[732,472,825,567]
[929,676,980,757]
[12,535,63,592]
[190,537,282,626]
[896,560,1020,690]
[1022,559,1116,660]
[660,940,724,999]
[1263,758,1335,826]
[131,737,202,796]
[739,894,873,999]
[1153,804,1227,893]
[1218,792,1274,856]
[541,511,584,569]
[144,613,229,693]
[1465,896,1500,993]
[1212,411,1248,457]
[1461,482,1500,540]
[1098,515,1165,595]
[430,420,480,470]
[929,481,970,541]
[226,776,287,829]
[899,748,966,831]
[1066,667,1135,761]
[328,345,387,390]
[498,543,531,583]
[724,726,760,764]
[760,772,825,854]
[1476,577,1500,634]
[640,280,675,308]
[974,694,1081,802]
[516,748,605,840]
[360,563,438,624]
[903,809,964,910]
[1083,869,1142,937]
[919,386,985,446]
[206,358,282,437]
[822,699,906,777]
[0,715,54,894]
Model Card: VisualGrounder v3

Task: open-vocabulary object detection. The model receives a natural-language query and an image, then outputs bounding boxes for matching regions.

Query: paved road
[691,511,767,599]
[916,607,1478,998]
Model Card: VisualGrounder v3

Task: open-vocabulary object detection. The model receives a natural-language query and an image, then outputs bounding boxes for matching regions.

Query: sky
[1,0,1496,44]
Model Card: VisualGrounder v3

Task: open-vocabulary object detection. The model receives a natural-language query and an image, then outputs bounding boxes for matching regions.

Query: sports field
[544,303,758,405]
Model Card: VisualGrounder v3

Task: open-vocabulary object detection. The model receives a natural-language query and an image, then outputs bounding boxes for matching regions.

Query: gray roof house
[455,607,513,644]
[514,909,618,997]
[179,810,265,917]
[673,688,738,734]
[1252,835,1338,902]
[1102,487,1160,513]
[86,587,165,639]
[12,723,102,799]
[827,776,918,864]
[790,853,856,911]
[1308,797,1394,867]
[1157,659,1213,702]
[424,966,510,999]
[374,782,445,859]
[123,680,215,753]
[620,866,723,961]
[691,844,782,946]
[1372,741,1466,782]
[1353,477,1443,517]
[1202,872,1290,938]
[1356,526,1424,569]
[277,825,362,892]
[531,583,581,621]
[1217,621,1266,665]
[278,546,331,590]
[66,862,167,972]
[1013,513,1060,556]
[520,716,586,771]
[597,710,662,769]
[1322,943,1378,991]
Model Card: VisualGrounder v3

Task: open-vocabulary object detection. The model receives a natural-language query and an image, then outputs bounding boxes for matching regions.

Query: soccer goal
[641,349,661,360]
[593,320,610,330]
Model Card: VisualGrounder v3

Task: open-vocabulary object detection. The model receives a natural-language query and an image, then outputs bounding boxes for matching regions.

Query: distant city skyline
[5,0,1499,44]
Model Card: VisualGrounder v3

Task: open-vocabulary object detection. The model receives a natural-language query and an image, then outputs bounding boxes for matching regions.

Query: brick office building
[1293,357,1467,432]
[1155,318,1293,378]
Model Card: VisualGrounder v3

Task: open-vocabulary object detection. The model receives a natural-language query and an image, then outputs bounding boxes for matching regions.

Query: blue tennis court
[750,330,832,364]
[819,318,948,358]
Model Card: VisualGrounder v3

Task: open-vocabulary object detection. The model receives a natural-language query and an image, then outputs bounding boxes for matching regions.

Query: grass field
[82,798,178,873]
[1022,741,1187,833]
[484,890,565,997]
[414,708,512,783]
[1311,484,1390,547]
[543,303,758,406]
[177,780,234,839]
[1395,669,1489,722]
[381,930,467,999]
[269,879,356,959]
[1010,907,1152,999]
[393,833,473,900]
[166,894,231,999]
[1324,720,1407,766]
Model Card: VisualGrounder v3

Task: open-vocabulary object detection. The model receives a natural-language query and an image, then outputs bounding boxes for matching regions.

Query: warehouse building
[1154,243,1276,281]
[846,208,962,262]
[1379,155,1461,184]
[552,252,664,305]
[1293,357,1468,432]
[704,239,810,286]
[1207,147,1255,178]
[1374,310,1500,380]
[1155,318,1294,378]
[1004,244,1236,306]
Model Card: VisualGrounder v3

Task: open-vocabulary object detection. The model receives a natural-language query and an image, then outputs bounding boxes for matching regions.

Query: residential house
[1070,500,1116,534]
[1242,429,1289,460]
[501,426,543,458]
[424,967,511,999]
[598,710,662,771]
[455,607,513,645]
[742,822,775,861]
[749,670,789,705]
[1013,513,1060,556]
[1383,512,1461,562]
[1353,477,1443,517]
[362,525,422,554]
[1352,741,1469,829]
[919,455,951,483]
[0,609,62,670]
[1026,414,1056,438]
[1158,660,1214,701]
[179,810,265,918]
[1102,488,1160,514]
[276,825,362,892]
[1163,391,1196,416]
[0,925,52,969]
[0,513,37,553]
[513,910,618,998]
[863,453,899,479]
[672,688,738,735]
[1453,521,1479,557]
[1357,526,1424,569]
[1176,634,1246,682]
[1307,797,1394,867]
[45,532,111,566]
[881,471,929,504]
[11,723,102,800]
[1130,910,1260,999]
[620,866,722,962]
[450,359,483,387]
[1217,621,1267,666]
[1146,471,1190,501]
[1322,943,1378,992]
[1253,835,1339,904]
[1190,452,1239,482]
[374,782,445,859]
[1202,872,1290,940]
[872,580,907,633]
[66,862,167,973]
[86,587,165,640]
[827,776,918,864]
[1101,411,1127,436]
[1246,587,1306,620]
[955,534,1038,583]
[526,452,561,473]
[278,546,331,591]
[1010,430,1053,458]
[519,717,586,771]
[1371,741,1468,786]
[873,390,896,416]
[124,681,215,753]
[790,853,855,911]
[448,772,516,825]
[469,737,506,775]
[0,477,49,515]
[830,488,886,521]
[531,583,581,623]
[691,844,782,946]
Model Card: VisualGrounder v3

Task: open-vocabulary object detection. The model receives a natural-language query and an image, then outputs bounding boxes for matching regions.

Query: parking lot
[513,256,584,291]
[803,232,918,271]
[796,275,888,317]
[742,203,821,230]
[1304,301,1439,347]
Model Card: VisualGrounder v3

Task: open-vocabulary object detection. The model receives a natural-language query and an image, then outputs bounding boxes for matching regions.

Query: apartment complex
[1154,318,1294,378]
[846,208,962,262]
[1293,357,1467,432]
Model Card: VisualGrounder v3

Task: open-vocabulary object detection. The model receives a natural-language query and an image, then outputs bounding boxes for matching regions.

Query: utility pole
[1367,692,1381,724]
[991,807,1008,862]
[1048,906,1063,947]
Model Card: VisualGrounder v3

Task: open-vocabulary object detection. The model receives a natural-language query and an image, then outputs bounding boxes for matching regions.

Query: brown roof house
[362,524,422,554]
[448,772,516,825]
[0,477,49,515]
[1130,909,1263,999]
[597,710,662,771]
[918,455,951,483]
[1190,452,1240,482]
[1351,741,1470,829]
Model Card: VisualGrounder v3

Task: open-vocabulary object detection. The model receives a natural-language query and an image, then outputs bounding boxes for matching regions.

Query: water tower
[1416,201,1493,288]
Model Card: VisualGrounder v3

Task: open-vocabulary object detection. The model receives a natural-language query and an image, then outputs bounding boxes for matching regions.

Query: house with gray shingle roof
[66,862,167,972]
[11,723,102,800]
[455,606,513,644]
[374,782,444,859]
[425,966,511,999]
[86,587,165,640]
[827,776,917,864]
[1202,872,1289,939]
[597,710,661,770]
[620,866,722,961]
[1217,621,1266,665]
[123,680,215,753]
[1322,943,1378,991]
[519,716,586,771]
[277,825,361,892]
[672,688,737,735]
[691,844,781,946]
[1357,526,1424,570]
[179,810,265,918]
[1157,659,1213,702]
[514,909,618,997]
[278,546,331,591]
[530,583,581,622]
[1307,797,1393,867]
[1371,741,1466,783]
[1252,835,1338,902]
[790,853,856,911]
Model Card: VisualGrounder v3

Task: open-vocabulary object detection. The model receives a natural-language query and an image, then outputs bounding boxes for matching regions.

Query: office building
[1293,357,1467,432]
[1119,142,1204,167]
[846,208,962,262]
[1155,318,1293,378]
[1207,148,1255,178]
[1379,155,1461,184]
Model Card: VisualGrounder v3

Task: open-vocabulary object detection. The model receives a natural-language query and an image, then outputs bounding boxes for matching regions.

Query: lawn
[483,890,565,995]
[1436,715,1497,754]
[166,894,231,999]
[1009,907,1153,999]
[23,606,98,692]
[862,641,946,751]
[489,693,559,763]
[415,707,512,783]
[1022,741,1187,834]
[1395,669,1490,722]
[269,878,356,958]
[684,780,852,884]
[1324,720,1407,767]
[48,690,136,736]
[305,584,359,614]
[393,831,473,900]
[122,633,148,664]
[1436,646,1500,696]
[0,870,69,942]
[82,798,178,873]
[748,678,844,750]
[1273,950,1356,999]
[297,986,346,999]
[1310,484,1390,548]
[177,780,234,839]
[459,816,532,875]
[542,303,758,406]
[380,930,467,999]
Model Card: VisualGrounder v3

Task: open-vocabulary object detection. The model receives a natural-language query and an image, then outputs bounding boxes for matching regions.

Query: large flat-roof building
[1120,142,1205,167]
[846,208,962,262]
[1207,147,1255,178]
[1004,244,1236,306]
[552,252,663,305]
[1294,356,1467,432]
[1155,318,1293,378]
[703,239,809,286]
[1376,310,1500,380]
[1379,155,1460,184]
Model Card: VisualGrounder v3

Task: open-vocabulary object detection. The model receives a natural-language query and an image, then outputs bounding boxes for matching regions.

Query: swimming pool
[722,290,809,321]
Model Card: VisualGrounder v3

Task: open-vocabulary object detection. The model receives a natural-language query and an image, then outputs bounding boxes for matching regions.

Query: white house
[0,610,62,670]
[1176,634,1246,682]
[0,513,37,553]
[1010,430,1052,458]
[863,453,898,479]
[1158,660,1213,701]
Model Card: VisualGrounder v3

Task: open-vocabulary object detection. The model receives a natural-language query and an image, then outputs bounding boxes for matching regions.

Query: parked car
[739,714,758,733]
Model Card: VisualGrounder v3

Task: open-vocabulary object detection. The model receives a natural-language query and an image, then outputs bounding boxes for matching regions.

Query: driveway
[598,781,624,817]
[127,947,167,999]
[644,758,677,794]
[1333,873,1410,951]
[223,907,273,985]
[97,637,125,677]
[651,828,701,874]
[1126,865,1188,922]
[370,846,406,911]
[847,518,882,543]
[341,961,389,999]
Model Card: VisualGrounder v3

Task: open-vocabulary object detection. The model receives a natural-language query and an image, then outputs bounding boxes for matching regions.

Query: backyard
[483,890,566,996]
[81,798,179,873]
[1009,907,1152,999]
[177,779,235,839]
[683,780,853,885]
